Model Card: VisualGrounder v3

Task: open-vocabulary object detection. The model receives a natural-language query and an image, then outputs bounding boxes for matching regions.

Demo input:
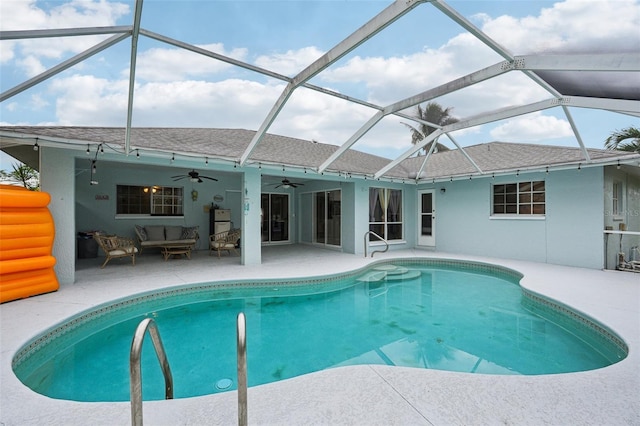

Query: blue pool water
[13,260,626,402]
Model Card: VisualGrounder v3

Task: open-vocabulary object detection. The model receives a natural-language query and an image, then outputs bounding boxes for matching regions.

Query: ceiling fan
[275,178,304,189]
[171,169,218,183]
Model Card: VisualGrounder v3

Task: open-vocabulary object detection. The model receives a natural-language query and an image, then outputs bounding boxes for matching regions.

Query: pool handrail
[237,312,248,426]
[130,318,174,426]
[364,230,389,258]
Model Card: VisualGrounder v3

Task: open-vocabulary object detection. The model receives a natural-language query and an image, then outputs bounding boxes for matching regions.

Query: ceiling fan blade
[171,175,184,179]
[172,176,187,181]
[200,176,218,181]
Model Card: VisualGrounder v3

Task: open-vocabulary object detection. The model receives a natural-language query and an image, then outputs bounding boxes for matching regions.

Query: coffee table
[161,244,192,261]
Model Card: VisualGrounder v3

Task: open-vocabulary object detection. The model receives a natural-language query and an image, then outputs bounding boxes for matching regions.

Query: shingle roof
[1,127,637,180]
[392,142,637,180]
[0,126,392,176]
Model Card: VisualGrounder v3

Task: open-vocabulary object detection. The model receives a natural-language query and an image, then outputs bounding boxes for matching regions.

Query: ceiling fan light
[283,184,290,189]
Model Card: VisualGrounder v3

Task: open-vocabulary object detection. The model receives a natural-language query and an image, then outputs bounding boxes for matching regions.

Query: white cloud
[16,55,46,78]
[0,0,129,67]
[135,44,249,82]
[490,113,573,142]
[47,74,284,128]
[254,46,325,76]
[479,0,640,53]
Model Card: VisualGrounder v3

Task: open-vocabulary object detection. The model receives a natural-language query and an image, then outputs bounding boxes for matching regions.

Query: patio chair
[209,228,241,258]
[94,234,139,268]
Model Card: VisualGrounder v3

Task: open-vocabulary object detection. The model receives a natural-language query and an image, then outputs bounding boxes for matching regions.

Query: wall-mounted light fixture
[440,188,446,193]
[191,189,198,201]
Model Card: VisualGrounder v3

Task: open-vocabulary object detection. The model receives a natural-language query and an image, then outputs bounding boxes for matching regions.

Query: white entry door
[418,190,435,246]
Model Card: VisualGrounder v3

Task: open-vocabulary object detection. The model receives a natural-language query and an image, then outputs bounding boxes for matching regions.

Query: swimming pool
[12,259,627,402]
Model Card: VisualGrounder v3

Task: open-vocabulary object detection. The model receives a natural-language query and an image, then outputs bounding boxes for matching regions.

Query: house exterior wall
[40,145,625,276]
[432,168,604,269]
[545,168,603,269]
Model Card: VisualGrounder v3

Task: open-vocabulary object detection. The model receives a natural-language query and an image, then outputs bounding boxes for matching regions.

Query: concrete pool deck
[1,246,638,425]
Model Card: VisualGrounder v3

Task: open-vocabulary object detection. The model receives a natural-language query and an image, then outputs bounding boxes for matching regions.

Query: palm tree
[604,127,640,153]
[403,102,459,155]
[0,163,39,190]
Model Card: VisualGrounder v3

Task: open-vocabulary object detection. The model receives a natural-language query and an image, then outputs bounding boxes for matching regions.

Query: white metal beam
[240,0,426,166]
[375,130,443,179]
[563,96,640,115]
[124,0,144,155]
[318,112,385,172]
[444,133,483,174]
[561,106,591,162]
[520,53,640,72]
[0,26,131,40]
[0,33,130,102]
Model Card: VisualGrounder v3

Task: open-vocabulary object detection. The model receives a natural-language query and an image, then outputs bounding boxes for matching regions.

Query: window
[493,181,545,216]
[369,188,403,240]
[612,181,622,216]
[117,185,184,216]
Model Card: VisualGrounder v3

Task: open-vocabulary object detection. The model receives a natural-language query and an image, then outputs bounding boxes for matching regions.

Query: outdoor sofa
[134,225,199,253]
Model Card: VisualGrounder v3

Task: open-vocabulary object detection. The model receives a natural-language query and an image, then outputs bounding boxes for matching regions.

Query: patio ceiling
[1,0,639,180]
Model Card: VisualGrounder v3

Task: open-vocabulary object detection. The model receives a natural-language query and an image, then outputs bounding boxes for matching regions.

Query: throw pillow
[145,225,165,241]
[134,225,148,241]
[181,226,198,239]
[165,226,184,241]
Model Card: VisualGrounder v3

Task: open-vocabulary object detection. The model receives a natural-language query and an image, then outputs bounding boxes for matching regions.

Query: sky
[1,0,639,167]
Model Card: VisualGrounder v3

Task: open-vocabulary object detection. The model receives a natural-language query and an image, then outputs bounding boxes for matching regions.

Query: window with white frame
[492,181,545,216]
[117,185,184,216]
[369,188,403,240]
[612,181,622,216]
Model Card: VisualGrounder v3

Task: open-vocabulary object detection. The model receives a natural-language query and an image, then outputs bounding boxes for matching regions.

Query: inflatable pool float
[0,185,59,303]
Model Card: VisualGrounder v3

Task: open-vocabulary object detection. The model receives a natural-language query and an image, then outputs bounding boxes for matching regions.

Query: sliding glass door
[314,190,341,247]
[261,193,289,243]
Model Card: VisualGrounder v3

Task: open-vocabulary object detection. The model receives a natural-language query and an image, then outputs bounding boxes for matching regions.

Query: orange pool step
[0,185,59,303]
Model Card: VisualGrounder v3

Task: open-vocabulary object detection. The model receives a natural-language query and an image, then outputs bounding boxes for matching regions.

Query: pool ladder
[129,313,248,426]
[364,230,389,257]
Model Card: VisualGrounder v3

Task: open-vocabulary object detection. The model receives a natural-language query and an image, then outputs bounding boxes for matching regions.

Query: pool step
[358,265,421,283]
[356,271,387,282]
[385,269,421,281]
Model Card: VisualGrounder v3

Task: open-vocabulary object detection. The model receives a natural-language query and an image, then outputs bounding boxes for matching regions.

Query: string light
[86,144,90,155]
[33,138,39,151]
[136,149,140,158]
